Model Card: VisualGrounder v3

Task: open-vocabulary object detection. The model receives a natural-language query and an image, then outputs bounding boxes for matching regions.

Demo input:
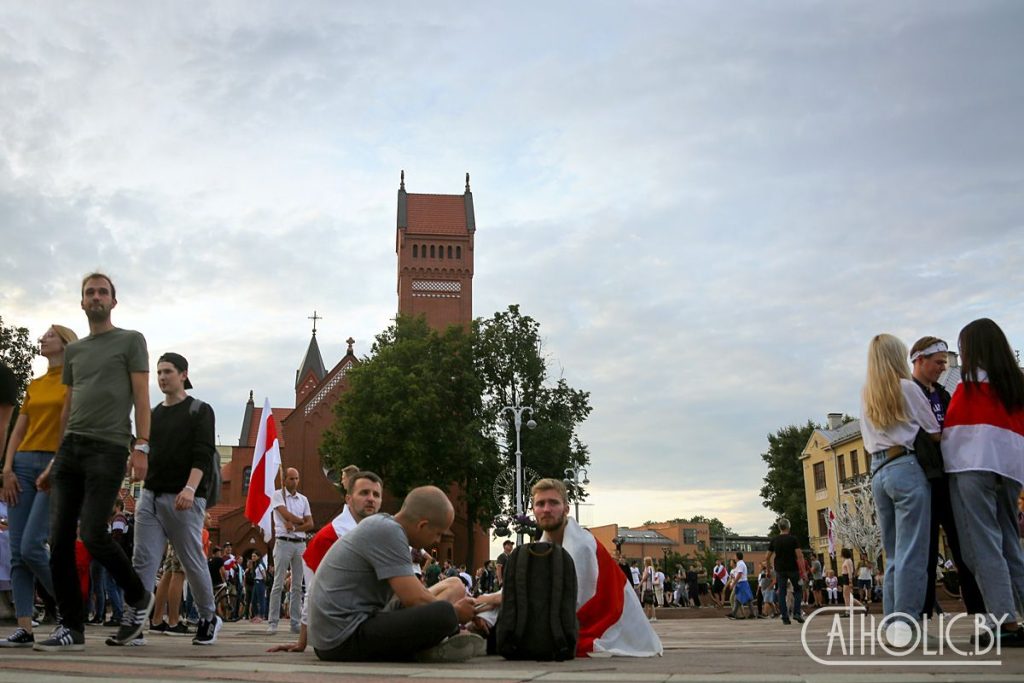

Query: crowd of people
[1,273,1021,657]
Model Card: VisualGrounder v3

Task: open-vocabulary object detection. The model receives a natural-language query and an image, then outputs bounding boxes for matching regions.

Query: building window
[447,245,453,258]
[456,246,462,259]
[242,466,252,494]
[813,462,827,491]
[837,454,846,482]
[818,508,829,536]
[851,450,860,477]
[430,245,435,258]
[683,528,698,545]
[412,244,418,258]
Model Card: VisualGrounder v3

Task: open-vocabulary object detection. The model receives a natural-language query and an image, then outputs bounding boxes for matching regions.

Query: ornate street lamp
[503,403,536,545]
[563,465,590,520]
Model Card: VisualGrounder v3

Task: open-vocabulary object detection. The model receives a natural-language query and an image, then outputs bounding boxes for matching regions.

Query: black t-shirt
[685,570,698,587]
[208,556,225,587]
[0,362,17,406]
[769,533,801,573]
[146,397,216,498]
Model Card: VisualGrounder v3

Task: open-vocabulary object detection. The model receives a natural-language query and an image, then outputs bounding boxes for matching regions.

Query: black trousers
[314,601,459,662]
[923,475,985,616]
[49,435,146,633]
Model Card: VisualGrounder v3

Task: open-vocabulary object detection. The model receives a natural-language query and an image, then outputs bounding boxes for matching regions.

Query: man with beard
[477,479,662,657]
[35,273,155,651]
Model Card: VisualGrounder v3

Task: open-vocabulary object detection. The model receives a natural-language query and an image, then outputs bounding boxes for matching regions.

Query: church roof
[242,406,293,448]
[405,194,469,235]
[295,333,327,388]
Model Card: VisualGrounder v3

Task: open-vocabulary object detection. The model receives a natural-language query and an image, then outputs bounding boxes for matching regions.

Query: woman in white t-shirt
[861,334,940,627]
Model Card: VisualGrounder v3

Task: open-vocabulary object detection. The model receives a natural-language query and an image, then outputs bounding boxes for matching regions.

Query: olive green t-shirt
[63,327,149,448]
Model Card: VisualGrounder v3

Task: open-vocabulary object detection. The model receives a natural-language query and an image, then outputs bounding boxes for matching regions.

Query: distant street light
[563,465,590,520]
[503,403,536,545]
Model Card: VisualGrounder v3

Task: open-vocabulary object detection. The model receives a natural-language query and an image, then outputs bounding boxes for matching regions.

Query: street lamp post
[503,403,536,545]
[563,465,590,520]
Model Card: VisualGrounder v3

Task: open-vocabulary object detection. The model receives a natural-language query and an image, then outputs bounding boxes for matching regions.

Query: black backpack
[188,398,222,506]
[496,541,578,661]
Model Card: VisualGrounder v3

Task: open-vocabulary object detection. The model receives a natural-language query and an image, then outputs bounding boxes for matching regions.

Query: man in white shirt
[653,567,665,607]
[266,468,313,635]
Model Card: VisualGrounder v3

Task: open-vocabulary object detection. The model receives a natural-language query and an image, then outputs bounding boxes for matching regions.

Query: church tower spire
[295,311,327,405]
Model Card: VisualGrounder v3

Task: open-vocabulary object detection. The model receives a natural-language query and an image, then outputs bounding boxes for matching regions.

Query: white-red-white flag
[827,508,836,558]
[245,398,282,542]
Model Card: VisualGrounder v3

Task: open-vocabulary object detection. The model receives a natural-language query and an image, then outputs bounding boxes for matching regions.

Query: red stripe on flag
[946,383,1024,438]
[303,524,339,573]
[576,540,626,656]
[245,408,278,528]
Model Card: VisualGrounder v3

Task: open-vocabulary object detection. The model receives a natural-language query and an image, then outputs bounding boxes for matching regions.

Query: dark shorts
[813,578,826,591]
[857,579,872,591]
[712,579,725,595]
[838,575,850,587]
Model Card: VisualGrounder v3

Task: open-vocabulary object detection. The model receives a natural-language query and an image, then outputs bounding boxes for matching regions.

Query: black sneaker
[149,621,168,633]
[165,622,190,637]
[794,615,805,623]
[192,616,222,646]
[102,618,120,627]
[106,591,155,647]
[781,617,791,625]
[0,628,34,648]
[33,625,85,652]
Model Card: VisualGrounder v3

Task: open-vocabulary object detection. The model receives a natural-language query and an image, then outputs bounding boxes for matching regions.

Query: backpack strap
[548,544,570,661]
[512,545,531,649]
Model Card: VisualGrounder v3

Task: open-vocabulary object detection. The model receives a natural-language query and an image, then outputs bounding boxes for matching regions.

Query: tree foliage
[0,316,35,402]
[320,306,592,564]
[759,420,817,544]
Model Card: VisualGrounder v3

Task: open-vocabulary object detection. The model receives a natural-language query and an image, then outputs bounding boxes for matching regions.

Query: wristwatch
[134,443,150,455]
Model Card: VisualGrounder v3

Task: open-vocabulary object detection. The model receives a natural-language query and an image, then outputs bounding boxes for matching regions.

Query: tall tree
[320,316,498,565]
[475,305,592,518]
[759,420,817,544]
[1,316,35,445]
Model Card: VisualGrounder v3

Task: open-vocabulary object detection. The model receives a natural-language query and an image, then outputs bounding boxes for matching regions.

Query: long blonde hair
[862,334,910,429]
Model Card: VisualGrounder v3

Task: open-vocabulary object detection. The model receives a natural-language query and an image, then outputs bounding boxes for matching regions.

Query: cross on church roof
[308,310,323,336]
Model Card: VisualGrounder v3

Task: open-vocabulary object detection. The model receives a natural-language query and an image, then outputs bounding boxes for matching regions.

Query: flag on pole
[245,398,282,542]
[827,507,836,558]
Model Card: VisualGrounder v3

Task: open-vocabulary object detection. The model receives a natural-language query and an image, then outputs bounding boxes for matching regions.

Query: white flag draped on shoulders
[244,398,282,542]
[553,517,663,657]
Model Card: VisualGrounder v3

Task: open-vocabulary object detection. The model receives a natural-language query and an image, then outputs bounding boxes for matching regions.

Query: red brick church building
[209,173,489,568]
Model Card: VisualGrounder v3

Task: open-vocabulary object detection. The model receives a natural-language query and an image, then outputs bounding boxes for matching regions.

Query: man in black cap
[127,352,221,646]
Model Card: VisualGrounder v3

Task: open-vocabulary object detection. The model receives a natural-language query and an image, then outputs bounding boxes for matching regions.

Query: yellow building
[800,413,871,562]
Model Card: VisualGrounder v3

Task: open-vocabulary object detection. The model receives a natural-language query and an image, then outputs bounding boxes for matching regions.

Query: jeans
[89,559,123,621]
[949,471,1024,627]
[870,452,931,621]
[7,451,55,619]
[268,538,305,628]
[314,600,458,662]
[49,434,146,633]
[776,570,802,619]
[132,489,215,621]
[923,474,985,615]
[247,580,267,618]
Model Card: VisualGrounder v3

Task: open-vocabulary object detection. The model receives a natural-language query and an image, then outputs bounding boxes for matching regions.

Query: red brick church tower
[396,170,474,330]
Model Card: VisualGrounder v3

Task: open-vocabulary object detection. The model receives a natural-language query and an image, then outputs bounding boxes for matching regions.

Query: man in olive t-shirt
[35,273,155,652]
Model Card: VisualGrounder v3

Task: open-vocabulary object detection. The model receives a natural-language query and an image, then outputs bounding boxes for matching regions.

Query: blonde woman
[861,334,939,631]
[0,325,78,648]
[639,556,657,621]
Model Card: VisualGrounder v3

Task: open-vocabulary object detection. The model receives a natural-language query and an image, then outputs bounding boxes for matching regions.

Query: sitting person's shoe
[106,591,155,647]
[415,632,485,663]
[0,627,34,648]
[192,616,222,646]
[33,625,85,652]
[165,622,190,636]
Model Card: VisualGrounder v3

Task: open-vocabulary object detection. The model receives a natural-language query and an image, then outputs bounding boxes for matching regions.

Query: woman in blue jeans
[942,319,1024,647]
[0,324,78,648]
[860,334,939,638]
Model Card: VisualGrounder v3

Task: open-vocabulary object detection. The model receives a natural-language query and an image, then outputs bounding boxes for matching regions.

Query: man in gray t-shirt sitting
[308,486,480,662]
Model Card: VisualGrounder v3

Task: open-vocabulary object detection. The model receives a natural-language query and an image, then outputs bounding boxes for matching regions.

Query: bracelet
[183,485,196,493]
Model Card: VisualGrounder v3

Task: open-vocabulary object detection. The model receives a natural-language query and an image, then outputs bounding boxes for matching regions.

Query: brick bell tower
[396,170,475,329]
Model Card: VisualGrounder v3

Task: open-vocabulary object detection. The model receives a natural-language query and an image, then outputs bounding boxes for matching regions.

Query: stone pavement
[1,609,1022,682]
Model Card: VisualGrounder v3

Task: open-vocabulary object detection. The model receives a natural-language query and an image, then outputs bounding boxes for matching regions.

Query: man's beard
[84,305,110,323]
[537,513,567,533]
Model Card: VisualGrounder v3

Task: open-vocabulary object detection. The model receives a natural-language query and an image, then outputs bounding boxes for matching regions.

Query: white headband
[910,341,948,362]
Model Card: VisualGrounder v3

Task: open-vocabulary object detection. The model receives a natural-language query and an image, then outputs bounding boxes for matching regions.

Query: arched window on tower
[242,465,252,494]
[430,245,435,258]
[456,245,462,259]
[447,245,453,258]
[439,245,444,259]
[412,244,418,258]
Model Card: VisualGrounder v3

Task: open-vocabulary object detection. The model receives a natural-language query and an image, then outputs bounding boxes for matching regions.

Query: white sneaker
[415,633,484,663]
[265,623,278,635]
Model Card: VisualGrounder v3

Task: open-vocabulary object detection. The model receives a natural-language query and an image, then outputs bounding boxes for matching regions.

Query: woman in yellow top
[0,324,78,648]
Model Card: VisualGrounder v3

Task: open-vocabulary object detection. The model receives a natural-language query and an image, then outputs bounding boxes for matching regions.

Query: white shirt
[271,488,312,540]
[732,562,747,583]
[630,566,640,585]
[862,378,940,454]
[654,570,665,587]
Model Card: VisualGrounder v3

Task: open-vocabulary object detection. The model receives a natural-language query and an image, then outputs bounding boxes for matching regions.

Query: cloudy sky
[2,1,1022,536]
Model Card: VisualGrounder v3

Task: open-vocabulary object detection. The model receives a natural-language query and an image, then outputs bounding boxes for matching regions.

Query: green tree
[642,516,736,538]
[759,420,817,545]
[320,316,499,565]
[1,316,35,448]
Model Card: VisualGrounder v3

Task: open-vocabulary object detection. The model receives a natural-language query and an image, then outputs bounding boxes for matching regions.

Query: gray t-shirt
[64,328,148,447]
[811,559,823,581]
[308,513,416,651]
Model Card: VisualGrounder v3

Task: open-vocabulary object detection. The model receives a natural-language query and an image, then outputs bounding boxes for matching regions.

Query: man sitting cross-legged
[308,485,482,662]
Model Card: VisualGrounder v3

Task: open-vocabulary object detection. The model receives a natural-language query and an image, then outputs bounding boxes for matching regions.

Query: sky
[2,1,1022,537]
